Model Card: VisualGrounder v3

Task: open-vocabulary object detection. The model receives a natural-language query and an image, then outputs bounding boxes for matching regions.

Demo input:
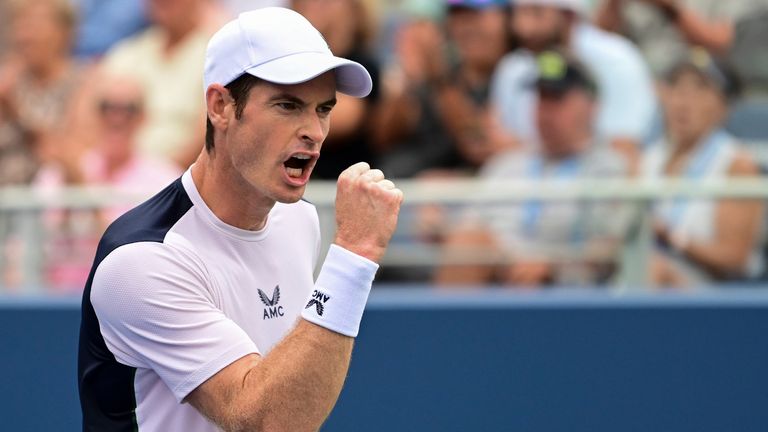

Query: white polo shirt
[79,169,321,431]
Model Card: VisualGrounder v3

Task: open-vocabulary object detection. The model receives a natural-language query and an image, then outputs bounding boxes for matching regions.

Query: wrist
[332,238,386,264]
[301,244,379,338]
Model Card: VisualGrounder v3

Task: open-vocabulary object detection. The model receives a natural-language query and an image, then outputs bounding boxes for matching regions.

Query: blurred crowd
[2,0,768,292]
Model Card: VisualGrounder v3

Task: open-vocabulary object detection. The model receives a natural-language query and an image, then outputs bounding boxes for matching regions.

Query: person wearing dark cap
[642,48,765,287]
[490,0,656,173]
[78,8,403,431]
[436,51,632,287]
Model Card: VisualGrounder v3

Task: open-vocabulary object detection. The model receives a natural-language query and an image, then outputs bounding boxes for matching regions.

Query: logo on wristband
[305,289,331,316]
[258,285,284,320]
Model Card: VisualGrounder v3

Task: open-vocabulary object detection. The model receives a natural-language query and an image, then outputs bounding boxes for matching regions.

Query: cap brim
[244,51,373,97]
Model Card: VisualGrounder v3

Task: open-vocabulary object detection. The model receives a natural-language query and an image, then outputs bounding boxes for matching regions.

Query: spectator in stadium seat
[99,0,216,170]
[34,72,181,291]
[643,49,765,287]
[372,0,515,178]
[0,0,87,186]
[491,0,656,172]
[436,52,632,288]
[291,0,381,180]
[595,0,768,79]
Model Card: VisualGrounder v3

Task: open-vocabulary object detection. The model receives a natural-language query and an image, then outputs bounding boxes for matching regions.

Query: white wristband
[301,244,379,337]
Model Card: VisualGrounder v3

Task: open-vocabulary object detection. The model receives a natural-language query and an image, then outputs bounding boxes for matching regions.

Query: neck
[164,16,199,52]
[664,130,714,175]
[191,151,274,231]
[670,128,713,158]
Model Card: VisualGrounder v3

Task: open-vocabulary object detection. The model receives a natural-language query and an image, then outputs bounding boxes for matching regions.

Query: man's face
[222,72,337,204]
[662,69,726,146]
[511,5,568,52]
[11,3,71,68]
[96,78,145,160]
[536,87,594,157]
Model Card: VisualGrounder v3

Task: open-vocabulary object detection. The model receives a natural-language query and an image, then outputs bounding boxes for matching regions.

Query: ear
[206,84,233,132]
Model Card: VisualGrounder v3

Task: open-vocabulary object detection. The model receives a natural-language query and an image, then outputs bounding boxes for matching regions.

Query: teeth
[286,167,303,178]
[294,154,311,160]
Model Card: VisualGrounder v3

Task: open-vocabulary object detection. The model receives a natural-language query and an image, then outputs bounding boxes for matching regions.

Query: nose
[299,112,326,148]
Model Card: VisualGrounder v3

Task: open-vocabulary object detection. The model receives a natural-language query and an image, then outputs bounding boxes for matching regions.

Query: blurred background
[2,0,768,430]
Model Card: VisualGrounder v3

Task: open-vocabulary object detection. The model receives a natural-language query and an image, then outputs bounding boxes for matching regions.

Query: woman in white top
[642,49,765,287]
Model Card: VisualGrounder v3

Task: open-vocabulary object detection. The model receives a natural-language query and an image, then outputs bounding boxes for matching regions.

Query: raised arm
[186,162,403,431]
[648,0,734,54]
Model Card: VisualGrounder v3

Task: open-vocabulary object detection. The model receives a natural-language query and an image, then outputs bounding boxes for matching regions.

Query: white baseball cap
[513,0,587,15]
[204,7,373,97]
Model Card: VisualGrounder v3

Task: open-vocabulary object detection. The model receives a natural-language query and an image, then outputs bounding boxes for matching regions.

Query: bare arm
[186,321,353,432]
[676,153,764,276]
[673,5,734,54]
[644,0,734,53]
[187,162,403,431]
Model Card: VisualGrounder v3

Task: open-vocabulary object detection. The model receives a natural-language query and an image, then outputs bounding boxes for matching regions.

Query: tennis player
[78,8,402,431]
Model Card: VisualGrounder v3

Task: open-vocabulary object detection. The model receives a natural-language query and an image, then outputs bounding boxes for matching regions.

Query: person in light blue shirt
[490,0,657,171]
[437,52,633,288]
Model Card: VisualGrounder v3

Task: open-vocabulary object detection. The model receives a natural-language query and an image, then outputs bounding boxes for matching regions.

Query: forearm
[240,320,354,432]
[679,197,763,277]
[673,7,733,53]
[680,240,751,277]
[192,319,353,432]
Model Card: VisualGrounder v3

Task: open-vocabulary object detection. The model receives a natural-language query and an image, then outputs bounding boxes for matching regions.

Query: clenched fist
[333,162,403,263]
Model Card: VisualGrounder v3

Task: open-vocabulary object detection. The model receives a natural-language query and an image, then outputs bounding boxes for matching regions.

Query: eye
[276,102,298,111]
[317,105,334,116]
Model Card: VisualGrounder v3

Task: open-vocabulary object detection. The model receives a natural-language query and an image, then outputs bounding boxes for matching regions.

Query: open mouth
[284,154,313,179]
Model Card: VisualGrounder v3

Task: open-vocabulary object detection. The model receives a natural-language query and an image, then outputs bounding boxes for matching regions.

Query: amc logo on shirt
[258,285,284,320]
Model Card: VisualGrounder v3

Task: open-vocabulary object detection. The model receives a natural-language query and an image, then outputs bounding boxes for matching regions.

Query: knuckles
[336,165,403,210]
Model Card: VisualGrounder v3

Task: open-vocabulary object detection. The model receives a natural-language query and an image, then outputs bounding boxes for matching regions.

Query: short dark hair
[205,74,263,152]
